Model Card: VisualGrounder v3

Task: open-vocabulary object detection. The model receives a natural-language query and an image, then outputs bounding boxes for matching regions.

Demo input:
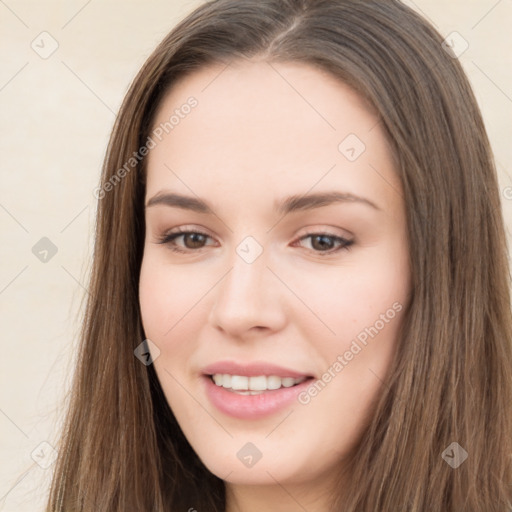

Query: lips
[200,360,315,419]
[202,374,314,419]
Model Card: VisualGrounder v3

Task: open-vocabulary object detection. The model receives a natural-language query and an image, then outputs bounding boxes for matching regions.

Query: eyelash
[156,228,354,255]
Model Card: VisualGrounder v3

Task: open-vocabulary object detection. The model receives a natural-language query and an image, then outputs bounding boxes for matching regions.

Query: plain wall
[1,1,511,510]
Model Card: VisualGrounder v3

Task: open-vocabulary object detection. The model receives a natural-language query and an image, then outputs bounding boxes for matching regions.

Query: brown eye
[310,234,337,251]
[157,230,214,253]
[181,232,208,249]
[296,233,354,254]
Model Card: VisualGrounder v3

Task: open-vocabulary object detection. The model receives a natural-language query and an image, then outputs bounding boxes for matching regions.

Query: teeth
[231,375,249,390]
[281,377,297,388]
[267,375,281,390]
[212,374,224,386]
[211,374,307,391]
[248,375,267,391]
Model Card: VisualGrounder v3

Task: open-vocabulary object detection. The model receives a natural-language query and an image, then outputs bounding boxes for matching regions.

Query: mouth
[202,372,315,419]
[206,373,315,395]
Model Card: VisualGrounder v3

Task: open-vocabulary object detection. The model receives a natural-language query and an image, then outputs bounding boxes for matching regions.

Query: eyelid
[156,226,216,249]
[295,224,354,239]
[158,224,352,240]
[155,225,354,255]
[292,231,354,255]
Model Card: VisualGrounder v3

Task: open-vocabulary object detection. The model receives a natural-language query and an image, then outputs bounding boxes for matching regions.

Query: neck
[224,471,341,512]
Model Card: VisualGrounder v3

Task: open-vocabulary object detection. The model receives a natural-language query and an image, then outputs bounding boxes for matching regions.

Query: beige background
[0,1,511,510]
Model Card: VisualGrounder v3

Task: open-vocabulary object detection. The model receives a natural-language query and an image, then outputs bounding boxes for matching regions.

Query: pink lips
[202,376,313,419]
[201,360,314,419]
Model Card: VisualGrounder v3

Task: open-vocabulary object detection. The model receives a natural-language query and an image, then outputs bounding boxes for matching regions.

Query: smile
[210,374,309,394]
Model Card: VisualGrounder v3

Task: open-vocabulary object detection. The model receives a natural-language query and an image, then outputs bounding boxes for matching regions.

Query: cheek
[138,253,221,392]
[320,243,409,398]
[139,259,170,339]
[295,250,408,350]
[139,253,207,339]
[139,256,202,411]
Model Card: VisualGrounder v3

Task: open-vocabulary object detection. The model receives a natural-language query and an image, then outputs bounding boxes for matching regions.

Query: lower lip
[202,375,313,420]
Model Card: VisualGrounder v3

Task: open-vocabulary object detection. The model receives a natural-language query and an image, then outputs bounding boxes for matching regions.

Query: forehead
[145,59,401,213]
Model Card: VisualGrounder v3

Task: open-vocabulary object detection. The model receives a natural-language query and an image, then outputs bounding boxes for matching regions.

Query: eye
[155,229,354,255]
[294,232,354,255]
[156,229,215,253]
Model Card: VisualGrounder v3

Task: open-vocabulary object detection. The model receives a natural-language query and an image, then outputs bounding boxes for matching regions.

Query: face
[139,59,410,504]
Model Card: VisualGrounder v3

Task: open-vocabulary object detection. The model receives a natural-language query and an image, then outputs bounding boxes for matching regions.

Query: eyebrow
[145,190,380,214]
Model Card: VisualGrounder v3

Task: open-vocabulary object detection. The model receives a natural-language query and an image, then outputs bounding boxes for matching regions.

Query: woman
[46,0,512,510]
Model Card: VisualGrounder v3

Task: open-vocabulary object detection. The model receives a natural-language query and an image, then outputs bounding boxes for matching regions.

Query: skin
[139,59,411,512]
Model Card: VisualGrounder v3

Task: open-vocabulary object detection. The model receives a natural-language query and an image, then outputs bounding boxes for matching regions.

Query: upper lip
[202,360,313,379]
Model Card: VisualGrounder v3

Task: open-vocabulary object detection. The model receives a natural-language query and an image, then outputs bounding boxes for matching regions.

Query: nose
[207,243,286,338]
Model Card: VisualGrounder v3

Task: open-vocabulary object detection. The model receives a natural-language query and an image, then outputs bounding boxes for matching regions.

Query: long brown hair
[45,0,512,510]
